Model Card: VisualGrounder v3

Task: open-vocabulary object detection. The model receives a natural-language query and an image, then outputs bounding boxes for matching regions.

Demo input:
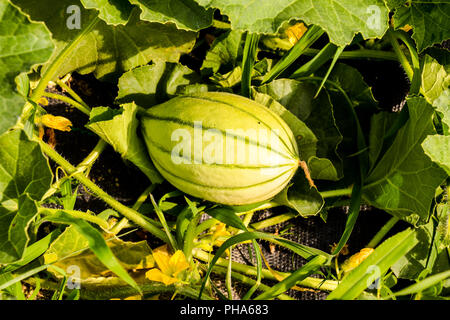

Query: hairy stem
[42,92,91,116]
[39,207,110,230]
[37,138,168,242]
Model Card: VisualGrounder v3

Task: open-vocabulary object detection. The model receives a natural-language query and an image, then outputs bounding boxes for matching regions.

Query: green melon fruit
[141,92,299,205]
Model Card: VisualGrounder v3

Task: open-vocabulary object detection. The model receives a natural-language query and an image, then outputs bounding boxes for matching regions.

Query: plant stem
[387,30,414,81]
[337,49,399,61]
[42,92,91,116]
[367,216,399,248]
[41,138,108,201]
[36,138,168,242]
[250,212,296,230]
[319,187,353,198]
[56,78,90,111]
[212,265,295,300]
[110,184,157,235]
[30,17,100,104]
[194,249,338,292]
[39,207,110,230]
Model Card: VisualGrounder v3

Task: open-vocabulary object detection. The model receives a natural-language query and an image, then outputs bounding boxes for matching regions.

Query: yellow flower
[341,248,374,273]
[40,114,72,132]
[145,245,190,285]
[37,97,49,106]
[286,23,308,45]
[211,222,230,247]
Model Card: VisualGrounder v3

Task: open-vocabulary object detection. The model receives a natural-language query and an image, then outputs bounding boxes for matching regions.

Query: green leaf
[394,270,450,297]
[421,54,450,108]
[80,0,134,25]
[1,230,60,274]
[0,130,52,264]
[116,62,202,107]
[43,211,142,293]
[0,1,53,134]
[364,97,447,224]
[391,222,436,280]
[194,0,389,46]
[393,0,450,52]
[422,135,450,176]
[0,130,52,201]
[86,103,163,184]
[321,63,378,111]
[201,30,244,74]
[206,206,247,231]
[368,112,399,171]
[11,1,197,80]
[130,0,214,31]
[327,228,418,300]
[256,80,343,180]
[273,172,324,218]
[0,194,38,264]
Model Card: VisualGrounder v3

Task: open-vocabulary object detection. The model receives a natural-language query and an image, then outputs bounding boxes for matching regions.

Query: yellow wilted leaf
[40,114,72,132]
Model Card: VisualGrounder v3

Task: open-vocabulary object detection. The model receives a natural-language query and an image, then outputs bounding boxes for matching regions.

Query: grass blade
[241,33,260,97]
[314,46,345,98]
[327,228,418,300]
[290,43,338,78]
[394,270,450,297]
[1,230,60,274]
[254,255,327,300]
[262,25,324,84]
[198,231,330,298]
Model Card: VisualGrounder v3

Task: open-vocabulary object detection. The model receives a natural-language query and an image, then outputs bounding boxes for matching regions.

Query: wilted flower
[40,114,72,132]
[341,248,374,273]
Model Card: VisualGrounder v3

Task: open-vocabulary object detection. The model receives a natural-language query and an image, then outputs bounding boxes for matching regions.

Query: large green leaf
[80,0,134,25]
[393,0,450,52]
[86,103,163,183]
[0,130,52,264]
[364,98,447,224]
[421,54,450,108]
[11,0,197,80]
[422,135,450,176]
[194,0,389,46]
[327,228,418,300]
[256,80,343,180]
[116,62,202,107]
[0,130,52,202]
[201,30,244,74]
[0,1,53,134]
[421,53,450,176]
[0,194,37,264]
[322,63,378,111]
[130,0,213,31]
[391,223,437,280]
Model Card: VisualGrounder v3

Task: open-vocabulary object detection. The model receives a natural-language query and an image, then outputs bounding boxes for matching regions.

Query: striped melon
[141,92,299,205]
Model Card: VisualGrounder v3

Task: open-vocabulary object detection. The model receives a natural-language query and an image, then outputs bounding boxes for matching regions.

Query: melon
[141,92,299,205]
